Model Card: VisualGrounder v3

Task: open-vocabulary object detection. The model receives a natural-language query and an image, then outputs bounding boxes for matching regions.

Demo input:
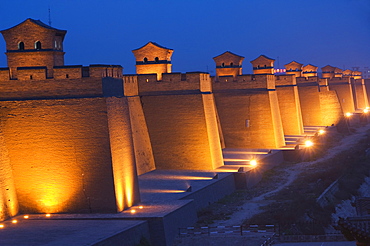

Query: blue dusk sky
[0,0,369,74]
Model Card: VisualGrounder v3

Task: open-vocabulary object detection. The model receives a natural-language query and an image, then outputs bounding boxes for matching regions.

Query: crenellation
[275,74,296,87]
[213,74,276,91]
[89,65,123,78]
[17,66,47,80]
[54,65,83,79]
[0,68,10,80]
[137,72,211,94]
[122,75,139,97]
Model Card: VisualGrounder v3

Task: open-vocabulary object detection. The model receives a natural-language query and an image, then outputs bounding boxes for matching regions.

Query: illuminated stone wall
[327,77,355,114]
[0,98,118,214]
[213,74,285,148]
[275,75,304,135]
[351,79,369,110]
[0,131,18,221]
[296,77,323,126]
[106,97,140,210]
[319,90,343,126]
[137,72,223,170]
[364,79,370,103]
[297,76,343,127]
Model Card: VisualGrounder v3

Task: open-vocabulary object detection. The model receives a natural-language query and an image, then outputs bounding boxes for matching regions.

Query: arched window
[155,57,159,62]
[35,41,42,50]
[143,57,148,63]
[221,63,225,67]
[230,62,234,66]
[18,42,25,50]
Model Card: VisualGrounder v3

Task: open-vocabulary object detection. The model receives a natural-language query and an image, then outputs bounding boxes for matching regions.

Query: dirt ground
[173,124,370,246]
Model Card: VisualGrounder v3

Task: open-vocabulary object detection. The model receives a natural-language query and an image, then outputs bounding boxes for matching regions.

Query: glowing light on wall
[250,159,257,167]
[140,189,186,193]
[318,129,325,135]
[304,140,314,147]
[345,112,352,117]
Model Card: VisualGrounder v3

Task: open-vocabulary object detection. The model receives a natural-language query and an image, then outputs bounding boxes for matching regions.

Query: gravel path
[212,124,370,227]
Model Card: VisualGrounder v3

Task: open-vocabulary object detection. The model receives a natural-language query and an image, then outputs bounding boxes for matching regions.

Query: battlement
[212,74,276,90]
[136,72,212,94]
[0,64,122,81]
[275,74,296,87]
[296,76,320,85]
[327,76,351,84]
[0,65,123,100]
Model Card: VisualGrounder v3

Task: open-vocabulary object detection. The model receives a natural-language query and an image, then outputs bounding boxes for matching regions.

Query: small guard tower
[285,61,303,77]
[250,55,275,75]
[132,42,173,80]
[0,18,66,78]
[302,64,318,78]
[213,51,244,79]
[321,65,336,79]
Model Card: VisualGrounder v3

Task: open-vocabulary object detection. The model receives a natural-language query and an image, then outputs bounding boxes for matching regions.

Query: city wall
[137,72,224,170]
[213,74,285,148]
[327,77,355,114]
[275,74,304,135]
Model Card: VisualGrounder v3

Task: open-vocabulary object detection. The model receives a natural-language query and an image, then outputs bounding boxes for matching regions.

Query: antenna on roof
[48,6,52,26]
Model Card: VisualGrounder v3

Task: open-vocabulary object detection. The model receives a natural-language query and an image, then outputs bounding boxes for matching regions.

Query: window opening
[35,41,42,50]
[18,42,25,50]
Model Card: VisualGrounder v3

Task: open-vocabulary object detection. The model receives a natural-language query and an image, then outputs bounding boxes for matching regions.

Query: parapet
[275,74,296,87]
[328,76,351,83]
[296,76,320,85]
[0,64,123,100]
[17,66,47,80]
[136,72,212,94]
[0,64,123,81]
[212,74,276,90]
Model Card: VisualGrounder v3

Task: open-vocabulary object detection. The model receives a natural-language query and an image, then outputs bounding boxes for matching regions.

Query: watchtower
[213,51,244,79]
[132,42,173,80]
[302,64,318,78]
[285,61,303,77]
[250,55,274,75]
[343,69,353,78]
[321,65,336,79]
[0,18,66,78]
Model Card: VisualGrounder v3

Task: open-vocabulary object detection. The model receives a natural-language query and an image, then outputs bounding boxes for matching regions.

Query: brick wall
[275,75,304,135]
[141,93,221,170]
[351,79,369,110]
[0,98,118,214]
[0,131,18,221]
[328,77,355,114]
[297,78,323,126]
[319,91,343,126]
[106,97,141,210]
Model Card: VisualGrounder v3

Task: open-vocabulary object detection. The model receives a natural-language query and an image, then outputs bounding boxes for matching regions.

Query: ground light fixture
[345,112,352,117]
[364,108,369,113]
[250,159,257,167]
[318,129,325,135]
[304,140,314,147]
